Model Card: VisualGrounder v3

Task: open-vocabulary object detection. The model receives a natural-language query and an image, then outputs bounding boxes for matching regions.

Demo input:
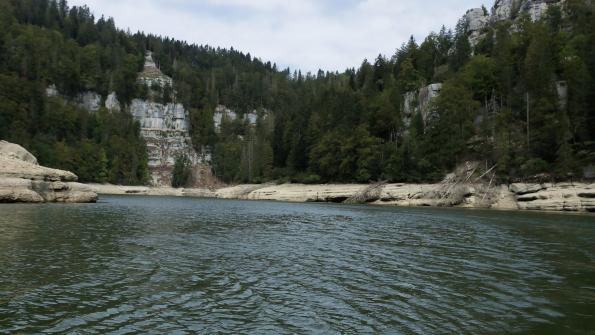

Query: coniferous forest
[0,0,594,185]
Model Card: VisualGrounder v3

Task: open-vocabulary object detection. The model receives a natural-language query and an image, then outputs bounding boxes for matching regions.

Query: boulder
[0,140,38,164]
[0,141,97,203]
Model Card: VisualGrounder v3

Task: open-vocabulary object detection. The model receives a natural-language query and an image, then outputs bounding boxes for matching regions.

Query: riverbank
[88,181,595,213]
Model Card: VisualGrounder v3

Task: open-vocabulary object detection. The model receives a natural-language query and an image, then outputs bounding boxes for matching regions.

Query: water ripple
[1,197,594,334]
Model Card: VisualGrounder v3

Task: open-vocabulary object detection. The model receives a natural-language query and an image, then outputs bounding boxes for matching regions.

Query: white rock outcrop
[45,52,211,187]
[139,51,173,88]
[0,140,38,164]
[212,181,594,213]
[492,0,518,21]
[105,92,121,111]
[402,83,442,128]
[75,91,102,112]
[463,0,567,46]
[88,183,215,198]
[213,105,262,133]
[511,183,595,212]
[89,180,595,213]
[131,53,208,186]
[491,0,567,23]
[465,8,490,46]
[0,141,97,203]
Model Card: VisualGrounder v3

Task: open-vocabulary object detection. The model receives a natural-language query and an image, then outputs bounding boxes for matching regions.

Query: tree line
[1,0,593,185]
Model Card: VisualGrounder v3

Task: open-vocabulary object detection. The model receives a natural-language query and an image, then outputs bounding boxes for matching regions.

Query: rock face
[0,141,97,203]
[130,99,196,168]
[0,140,38,164]
[88,183,215,198]
[213,105,261,133]
[76,91,102,112]
[139,51,173,88]
[492,0,518,21]
[465,8,490,46]
[464,0,567,45]
[105,92,121,111]
[133,52,208,186]
[511,183,595,212]
[90,179,595,213]
[402,83,442,128]
[46,84,116,113]
[212,182,594,213]
[44,52,215,187]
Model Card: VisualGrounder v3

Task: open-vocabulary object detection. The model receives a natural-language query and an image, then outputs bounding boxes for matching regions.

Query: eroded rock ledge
[0,141,97,203]
[89,181,594,213]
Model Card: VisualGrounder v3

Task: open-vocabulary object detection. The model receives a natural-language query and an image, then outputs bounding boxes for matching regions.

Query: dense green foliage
[171,154,192,188]
[212,2,595,183]
[1,0,594,184]
[0,0,148,184]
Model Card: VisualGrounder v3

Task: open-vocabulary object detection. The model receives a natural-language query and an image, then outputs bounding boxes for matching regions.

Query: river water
[1,195,594,334]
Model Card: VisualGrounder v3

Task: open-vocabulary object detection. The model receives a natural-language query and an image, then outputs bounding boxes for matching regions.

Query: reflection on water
[1,196,594,334]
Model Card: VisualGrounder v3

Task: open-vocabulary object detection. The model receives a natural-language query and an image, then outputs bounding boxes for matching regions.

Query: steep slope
[130,52,205,186]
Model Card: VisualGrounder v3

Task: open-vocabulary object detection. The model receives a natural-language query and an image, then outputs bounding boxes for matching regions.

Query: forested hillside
[0,0,593,185]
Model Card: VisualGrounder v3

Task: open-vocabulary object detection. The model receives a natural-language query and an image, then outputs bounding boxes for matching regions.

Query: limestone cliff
[465,0,567,46]
[402,83,442,128]
[402,0,570,128]
[133,52,214,186]
[0,141,97,203]
[213,105,263,133]
[46,52,217,187]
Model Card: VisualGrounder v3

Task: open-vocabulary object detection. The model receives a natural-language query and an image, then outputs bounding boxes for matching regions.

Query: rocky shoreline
[0,141,97,203]
[88,181,595,213]
[2,139,593,212]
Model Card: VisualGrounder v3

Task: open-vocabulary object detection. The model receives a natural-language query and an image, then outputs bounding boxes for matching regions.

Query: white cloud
[68,0,489,72]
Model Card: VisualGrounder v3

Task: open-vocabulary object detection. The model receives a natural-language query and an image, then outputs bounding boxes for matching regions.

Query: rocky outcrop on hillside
[0,141,97,203]
[465,8,491,46]
[492,0,565,22]
[139,52,173,88]
[46,85,113,113]
[213,105,263,133]
[133,52,210,186]
[46,52,214,187]
[402,83,442,128]
[465,0,567,46]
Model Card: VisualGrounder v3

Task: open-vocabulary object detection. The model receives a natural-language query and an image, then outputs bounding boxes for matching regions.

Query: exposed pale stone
[213,106,265,133]
[128,52,212,186]
[402,83,442,128]
[492,0,517,22]
[46,84,59,97]
[213,105,238,132]
[0,140,38,164]
[0,142,97,203]
[105,92,121,111]
[76,91,102,113]
[87,183,216,198]
[556,81,568,110]
[0,178,45,203]
[139,51,173,88]
[89,180,595,213]
[491,0,566,23]
[0,151,76,182]
[465,8,490,46]
[510,183,547,195]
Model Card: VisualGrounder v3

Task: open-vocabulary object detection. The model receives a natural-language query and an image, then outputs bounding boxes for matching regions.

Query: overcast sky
[67,0,489,73]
